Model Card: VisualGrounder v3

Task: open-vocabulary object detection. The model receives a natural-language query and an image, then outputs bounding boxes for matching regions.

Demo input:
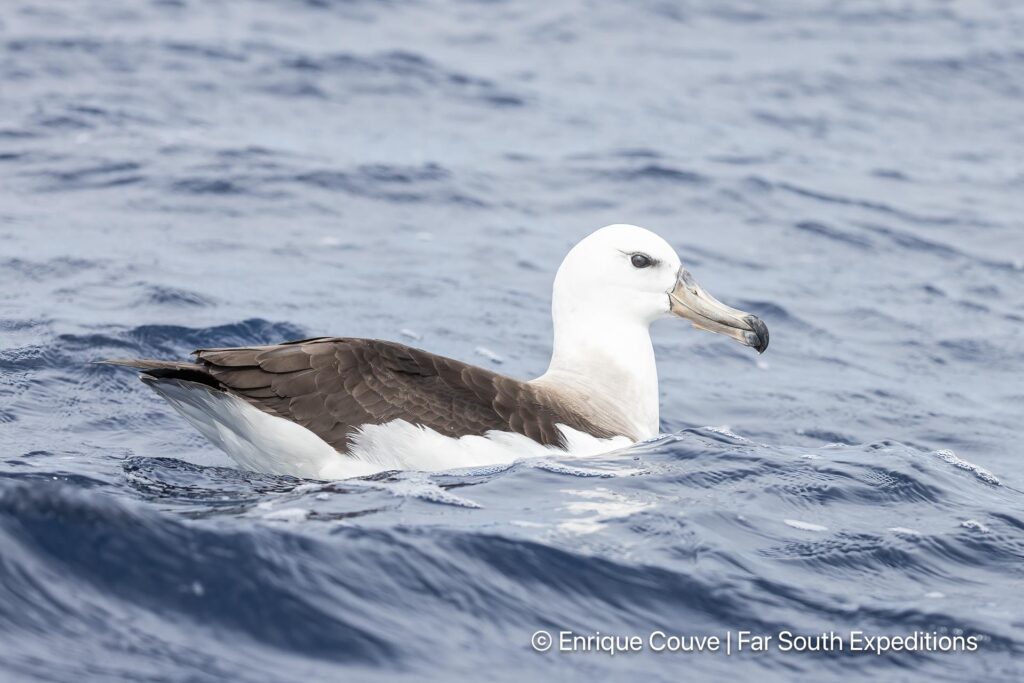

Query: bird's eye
[631,253,654,269]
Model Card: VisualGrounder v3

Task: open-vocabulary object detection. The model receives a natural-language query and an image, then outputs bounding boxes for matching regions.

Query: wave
[1,430,1021,680]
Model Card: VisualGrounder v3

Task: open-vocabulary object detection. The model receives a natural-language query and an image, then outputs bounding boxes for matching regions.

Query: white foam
[558,488,654,535]
[262,507,309,522]
[474,346,504,364]
[346,473,483,509]
[527,459,615,478]
[399,328,422,341]
[933,449,1000,485]
[785,519,828,532]
[705,425,745,440]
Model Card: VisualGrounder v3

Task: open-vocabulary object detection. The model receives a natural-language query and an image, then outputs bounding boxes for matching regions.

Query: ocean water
[2,0,1023,680]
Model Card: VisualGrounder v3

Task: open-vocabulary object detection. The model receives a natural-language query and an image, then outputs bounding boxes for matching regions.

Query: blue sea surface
[2,1,1023,681]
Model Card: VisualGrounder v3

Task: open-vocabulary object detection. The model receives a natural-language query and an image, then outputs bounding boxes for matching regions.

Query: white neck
[531,309,660,441]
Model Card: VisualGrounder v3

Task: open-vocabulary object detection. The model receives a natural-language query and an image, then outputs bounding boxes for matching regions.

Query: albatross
[106,224,768,479]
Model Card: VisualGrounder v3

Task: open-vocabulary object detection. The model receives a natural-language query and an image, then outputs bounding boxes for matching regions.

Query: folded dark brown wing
[183,338,615,453]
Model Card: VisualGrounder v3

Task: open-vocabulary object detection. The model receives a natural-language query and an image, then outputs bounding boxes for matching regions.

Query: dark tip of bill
[745,315,769,354]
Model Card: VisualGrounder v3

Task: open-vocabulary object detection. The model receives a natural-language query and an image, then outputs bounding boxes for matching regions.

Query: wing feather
[186,338,613,453]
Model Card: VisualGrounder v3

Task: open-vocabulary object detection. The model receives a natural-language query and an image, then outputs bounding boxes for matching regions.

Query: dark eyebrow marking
[620,250,661,267]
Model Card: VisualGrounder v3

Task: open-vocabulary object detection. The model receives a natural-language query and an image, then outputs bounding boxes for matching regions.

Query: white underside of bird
[149,378,634,479]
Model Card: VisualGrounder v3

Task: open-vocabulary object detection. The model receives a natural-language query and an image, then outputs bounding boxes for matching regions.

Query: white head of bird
[534,223,768,440]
